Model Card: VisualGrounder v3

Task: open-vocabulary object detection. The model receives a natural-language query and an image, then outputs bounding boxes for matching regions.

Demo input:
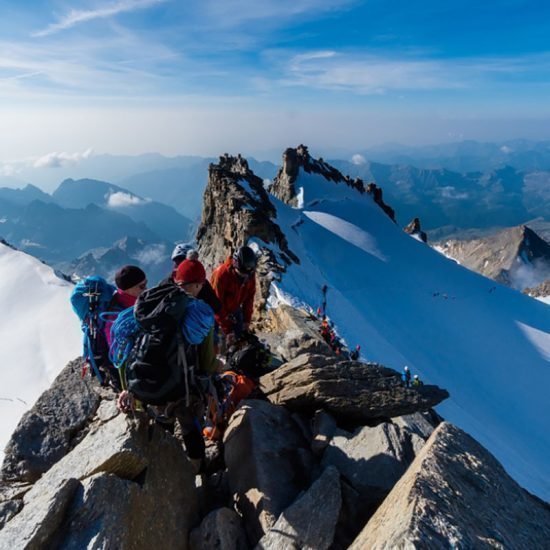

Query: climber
[165,245,221,314]
[116,261,217,473]
[210,245,257,345]
[402,366,411,388]
[349,345,361,361]
[105,265,147,347]
[412,374,424,387]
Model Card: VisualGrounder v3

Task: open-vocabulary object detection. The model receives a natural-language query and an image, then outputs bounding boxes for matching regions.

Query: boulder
[224,400,314,545]
[1,413,198,548]
[0,477,80,549]
[1,360,101,483]
[321,422,424,509]
[350,422,550,549]
[260,354,449,423]
[189,507,248,550]
[311,410,337,455]
[256,466,341,550]
[262,305,335,362]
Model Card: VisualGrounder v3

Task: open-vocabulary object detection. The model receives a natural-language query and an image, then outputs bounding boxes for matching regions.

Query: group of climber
[402,366,424,388]
[71,244,268,472]
[318,314,360,360]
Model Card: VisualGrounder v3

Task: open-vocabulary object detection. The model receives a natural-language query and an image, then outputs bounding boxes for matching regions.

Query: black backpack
[125,283,196,405]
[228,333,273,380]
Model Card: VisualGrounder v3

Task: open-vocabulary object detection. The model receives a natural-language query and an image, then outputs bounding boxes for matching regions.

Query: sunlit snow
[268,170,550,501]
[0,243,81,459]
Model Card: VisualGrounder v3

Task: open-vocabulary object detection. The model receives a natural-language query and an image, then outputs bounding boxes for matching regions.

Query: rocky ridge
[196,154,298,312]
[270,145,396,221]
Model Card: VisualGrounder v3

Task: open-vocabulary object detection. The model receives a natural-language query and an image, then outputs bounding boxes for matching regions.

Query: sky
[1,0,550,164]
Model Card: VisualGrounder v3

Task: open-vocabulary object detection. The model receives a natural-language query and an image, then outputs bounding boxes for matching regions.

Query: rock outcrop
[349,422,550,549]
[271,145,365,207]
[435,224,550,290]
[270,145,397,223]
[223,399,314,545]
[260,354,449,424]
[1,359,101,483]
[524,278,550,298]
[196,154,298,312]
[404,217,428,243]
[0,388,198,549]
[256,466,342,550]
[259,304,335,362]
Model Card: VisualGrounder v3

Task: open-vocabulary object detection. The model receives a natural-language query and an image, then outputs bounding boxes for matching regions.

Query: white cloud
[33,148,93,168]
[500,145,513,154]
[135,243,168,265]
[33,0,168,37]
[351,153,366,165]
[107,191,148,207]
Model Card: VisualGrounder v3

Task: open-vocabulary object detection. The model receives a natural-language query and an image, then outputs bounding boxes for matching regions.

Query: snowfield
[268,170,550,502]
[0,243,81,459]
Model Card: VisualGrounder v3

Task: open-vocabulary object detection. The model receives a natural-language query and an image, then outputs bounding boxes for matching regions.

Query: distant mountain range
[0,178,192,279]
[356,139,550,172]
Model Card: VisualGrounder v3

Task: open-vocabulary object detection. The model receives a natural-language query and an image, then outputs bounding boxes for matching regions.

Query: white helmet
[414,374,419,379]
[171,243,193,263]
[404,366,409,371]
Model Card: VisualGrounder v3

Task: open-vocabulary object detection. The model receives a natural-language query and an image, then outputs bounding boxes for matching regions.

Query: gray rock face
[223,399,314,545]
[256,466,342,550]
[322,422,423,508]
[404,217,428,243]
[190,507,248,550]
[1,360,101,483]
[0,477,80,549]
[263,305,335,362]
[435,224,550,290]
[271,145,366,208]
[196,154,298,314]
[350,422,550,549]
[0,413,198,549]
[260,354,449,423]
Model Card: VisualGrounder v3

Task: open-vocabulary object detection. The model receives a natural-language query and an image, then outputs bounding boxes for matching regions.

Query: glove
[117,390,136,414]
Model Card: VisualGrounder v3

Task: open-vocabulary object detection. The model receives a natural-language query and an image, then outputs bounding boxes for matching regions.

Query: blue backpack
[109,306,142,370]
[70,276,116,384]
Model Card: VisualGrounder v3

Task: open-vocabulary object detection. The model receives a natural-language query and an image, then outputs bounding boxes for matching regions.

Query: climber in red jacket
[210,246,257,342]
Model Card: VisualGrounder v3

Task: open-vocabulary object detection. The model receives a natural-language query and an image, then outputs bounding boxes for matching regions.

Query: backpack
[70,276,116,384]
[109,306,142,370]
[228,333,273,379]
[125,282,195,405]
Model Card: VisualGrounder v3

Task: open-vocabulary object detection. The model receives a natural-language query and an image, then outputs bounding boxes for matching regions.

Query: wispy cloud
[280,50,550,94]
[199,0,356,27]
[32,0,167,37]
[33,149,93,168]
[107,191,149,207]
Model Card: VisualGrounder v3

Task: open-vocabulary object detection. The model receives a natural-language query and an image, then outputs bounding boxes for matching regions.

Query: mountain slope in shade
[435,225,550,290]
[256,149,550,501]
[0,241,81,457]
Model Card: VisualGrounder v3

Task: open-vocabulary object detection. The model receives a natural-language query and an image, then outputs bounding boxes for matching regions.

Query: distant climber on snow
[402,365,411,388]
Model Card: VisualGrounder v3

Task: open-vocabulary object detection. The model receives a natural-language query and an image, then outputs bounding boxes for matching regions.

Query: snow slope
[0,243,81,458]
[269,171,550,501]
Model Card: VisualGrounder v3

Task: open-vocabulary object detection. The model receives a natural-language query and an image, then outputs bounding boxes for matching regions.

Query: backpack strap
[83,325,104,384]
[177,332,193,407]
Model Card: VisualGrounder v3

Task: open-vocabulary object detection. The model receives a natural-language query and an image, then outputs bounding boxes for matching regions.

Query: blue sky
[1,0,550,162]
